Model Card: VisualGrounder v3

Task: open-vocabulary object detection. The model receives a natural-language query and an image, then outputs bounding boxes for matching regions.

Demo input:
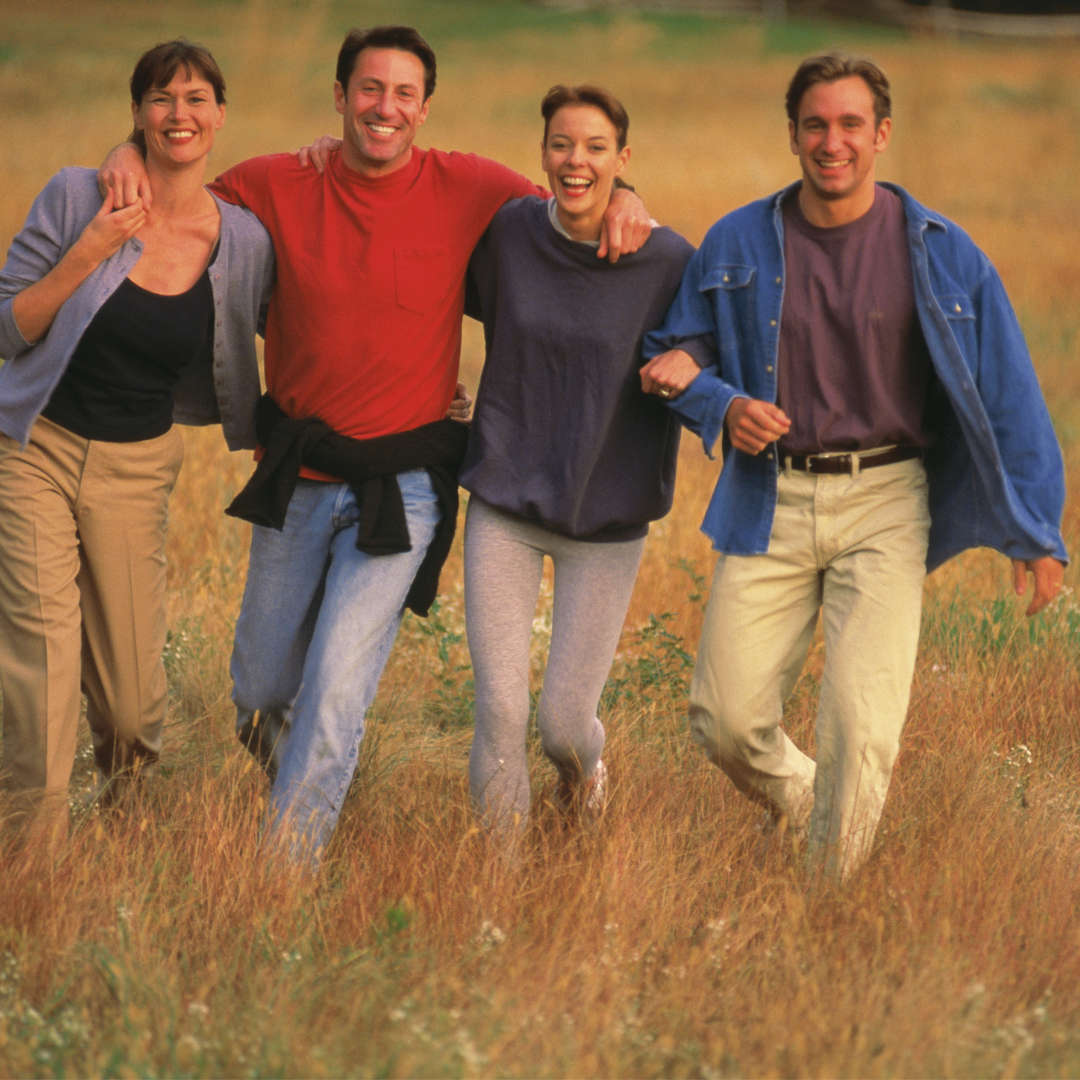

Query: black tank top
[43,260,215,443]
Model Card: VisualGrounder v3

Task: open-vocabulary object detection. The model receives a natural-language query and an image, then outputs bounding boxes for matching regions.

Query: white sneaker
[555,759,608,818]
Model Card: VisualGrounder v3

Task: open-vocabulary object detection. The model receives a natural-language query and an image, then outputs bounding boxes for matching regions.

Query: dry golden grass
[1,2,1079,1077]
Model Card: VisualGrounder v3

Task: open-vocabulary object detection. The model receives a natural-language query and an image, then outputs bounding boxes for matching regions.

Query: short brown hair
[786,53,891,127]
[541,84,629,150]
[128,40,225,151]
[336,26,436,101]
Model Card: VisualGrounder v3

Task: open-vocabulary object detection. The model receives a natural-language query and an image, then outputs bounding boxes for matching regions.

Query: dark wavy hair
[335,25,436,100]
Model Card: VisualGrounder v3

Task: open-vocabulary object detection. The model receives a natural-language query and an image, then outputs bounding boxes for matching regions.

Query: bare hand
[640,349,702,400]
[1012,556,1064,617]
[447,381,473,424]
[74,190,146,263]
[296,135,342,174]
[97,143,151,210]
[597,188,651,264]
[725,397,791,455]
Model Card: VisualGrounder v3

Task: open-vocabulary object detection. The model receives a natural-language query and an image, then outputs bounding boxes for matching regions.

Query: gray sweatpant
[464,496,646,833]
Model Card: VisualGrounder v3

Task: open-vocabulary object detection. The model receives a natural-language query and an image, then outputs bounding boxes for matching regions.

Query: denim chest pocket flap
[699,264,756,292]
[938,293,974,321]
[395,245,452,315]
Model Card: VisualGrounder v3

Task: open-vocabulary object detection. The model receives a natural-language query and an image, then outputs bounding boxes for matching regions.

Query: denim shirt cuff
[667,366,735,458]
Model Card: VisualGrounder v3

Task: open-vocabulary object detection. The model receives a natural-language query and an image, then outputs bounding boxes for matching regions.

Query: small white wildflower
[474,920,506,950]
[388,1008,407,1022]
[187,1001,209,1018]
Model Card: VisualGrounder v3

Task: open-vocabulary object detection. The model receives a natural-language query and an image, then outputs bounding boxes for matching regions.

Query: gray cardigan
[0,167,274,450]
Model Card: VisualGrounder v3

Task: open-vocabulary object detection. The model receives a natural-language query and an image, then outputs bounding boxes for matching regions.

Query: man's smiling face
[334,46,430,177]
[789,75,890,214]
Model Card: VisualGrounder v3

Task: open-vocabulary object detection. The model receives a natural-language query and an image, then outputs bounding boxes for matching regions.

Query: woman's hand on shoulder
[295,135,342,174]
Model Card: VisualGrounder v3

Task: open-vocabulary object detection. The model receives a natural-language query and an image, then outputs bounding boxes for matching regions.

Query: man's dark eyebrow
[799,111,867,125]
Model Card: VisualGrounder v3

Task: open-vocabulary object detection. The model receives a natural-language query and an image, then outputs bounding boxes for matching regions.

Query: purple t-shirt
[776,184,932,455]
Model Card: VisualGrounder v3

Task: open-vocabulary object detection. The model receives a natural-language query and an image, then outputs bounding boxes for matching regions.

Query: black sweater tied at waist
[226,394,469,617]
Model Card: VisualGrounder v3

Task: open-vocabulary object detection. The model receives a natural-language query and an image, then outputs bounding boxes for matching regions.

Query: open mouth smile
[560,176,593,195]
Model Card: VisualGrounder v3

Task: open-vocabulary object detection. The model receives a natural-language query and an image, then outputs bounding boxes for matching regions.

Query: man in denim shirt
[640,53,1066,879]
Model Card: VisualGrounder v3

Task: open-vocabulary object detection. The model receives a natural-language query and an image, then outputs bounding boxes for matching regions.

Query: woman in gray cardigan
[0,40,273,842]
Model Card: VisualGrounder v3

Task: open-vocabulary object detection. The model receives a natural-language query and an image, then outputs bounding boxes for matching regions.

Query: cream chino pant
[690,457,930,879]
[0,417,183,838]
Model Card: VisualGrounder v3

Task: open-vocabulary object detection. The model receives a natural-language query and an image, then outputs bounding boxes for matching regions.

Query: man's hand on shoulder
[295,135,342,174]
[725,398,791,455]
[97,143,151,210]
[598,187,651,264]
[1012,556,1065,617]
[640,350,702,400]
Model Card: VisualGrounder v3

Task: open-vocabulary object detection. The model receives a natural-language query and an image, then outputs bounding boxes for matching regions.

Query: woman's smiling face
[542,104,630,238]
[132,69,225,169]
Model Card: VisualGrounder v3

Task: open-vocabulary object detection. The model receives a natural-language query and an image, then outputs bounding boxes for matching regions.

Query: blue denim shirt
[0,168,275,451]
[644,182,1067,572]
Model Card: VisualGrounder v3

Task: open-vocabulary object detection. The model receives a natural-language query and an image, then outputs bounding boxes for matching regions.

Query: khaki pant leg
[689,471,822,825]
[0,420,86,837]
[75,427,184,778]
[809,459,930,879]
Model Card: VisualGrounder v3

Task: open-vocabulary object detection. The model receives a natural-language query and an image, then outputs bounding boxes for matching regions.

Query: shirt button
[723,274,730,283]
[954,303,962,313]
[766,365,774,373]
[775,277,781,284]
[767,451,774,460]
[770,320,777,327]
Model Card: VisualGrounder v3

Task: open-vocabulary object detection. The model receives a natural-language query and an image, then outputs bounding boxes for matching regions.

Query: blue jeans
[230,470,439,863]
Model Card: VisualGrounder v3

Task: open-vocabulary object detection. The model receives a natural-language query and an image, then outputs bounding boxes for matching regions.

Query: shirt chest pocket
[700,263,757,353]
[395,245,452,315]
[938,292,978,372]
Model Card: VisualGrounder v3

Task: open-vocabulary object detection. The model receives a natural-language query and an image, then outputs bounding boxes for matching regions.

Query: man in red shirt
[101,25,650,864]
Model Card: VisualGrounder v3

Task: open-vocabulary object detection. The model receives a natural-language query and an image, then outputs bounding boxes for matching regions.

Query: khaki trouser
[0,417,184,837]
[690,457,930,879]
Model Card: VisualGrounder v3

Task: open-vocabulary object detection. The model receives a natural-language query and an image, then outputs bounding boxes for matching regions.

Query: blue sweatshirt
[461,196,695,541]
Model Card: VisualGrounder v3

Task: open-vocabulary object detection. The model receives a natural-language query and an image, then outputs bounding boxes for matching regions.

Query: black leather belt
[785,445,922,475]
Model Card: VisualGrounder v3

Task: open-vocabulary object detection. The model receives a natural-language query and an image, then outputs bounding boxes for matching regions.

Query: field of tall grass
[1,1,1079,1076]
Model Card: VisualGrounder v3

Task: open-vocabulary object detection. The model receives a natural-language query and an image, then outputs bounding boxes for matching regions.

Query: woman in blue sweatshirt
[460,85,694,845]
